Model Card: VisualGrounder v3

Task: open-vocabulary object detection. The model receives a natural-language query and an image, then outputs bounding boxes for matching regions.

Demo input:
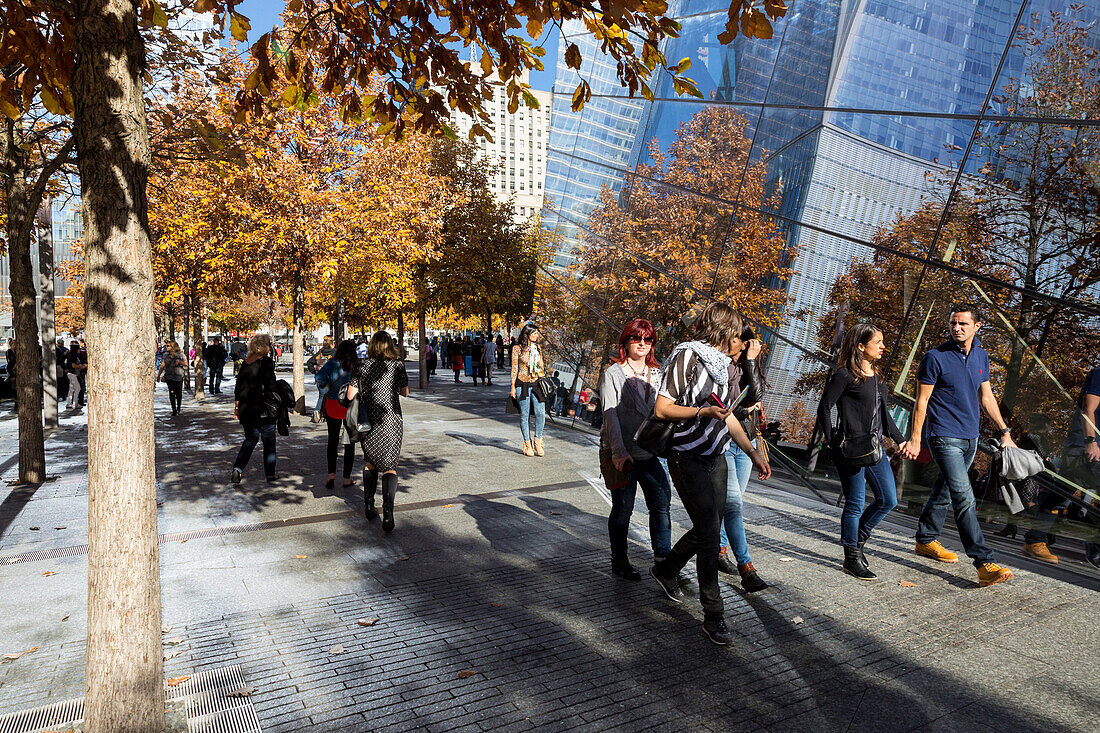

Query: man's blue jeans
[837,451,898,548]
[719,442,754,564]
[608,456,673,559]
[916,436,995,564]
[517,389,545,442]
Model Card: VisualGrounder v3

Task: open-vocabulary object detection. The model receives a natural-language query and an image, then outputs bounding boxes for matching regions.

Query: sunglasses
[628,336,655,344]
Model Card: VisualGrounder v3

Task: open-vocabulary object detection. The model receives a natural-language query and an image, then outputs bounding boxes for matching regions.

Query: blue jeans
[234,421,277,479]
[608,456,673,559]
[916,436,994,564]
[837,451,898,548]
[208,362,224,392]
[517,389,545,441]
[719,442,754,564]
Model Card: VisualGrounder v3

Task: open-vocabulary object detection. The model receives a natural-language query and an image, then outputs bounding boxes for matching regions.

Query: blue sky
[233,0,558,91]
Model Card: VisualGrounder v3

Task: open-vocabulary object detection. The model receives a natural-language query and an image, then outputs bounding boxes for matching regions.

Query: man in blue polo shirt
[1062,364,1100,568]
[905,304,1015,587]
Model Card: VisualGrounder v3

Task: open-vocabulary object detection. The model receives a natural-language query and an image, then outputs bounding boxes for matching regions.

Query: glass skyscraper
[542,0,1099,417]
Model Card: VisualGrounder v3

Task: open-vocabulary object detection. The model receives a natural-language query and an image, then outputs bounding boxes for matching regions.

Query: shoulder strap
[674,352,700,407]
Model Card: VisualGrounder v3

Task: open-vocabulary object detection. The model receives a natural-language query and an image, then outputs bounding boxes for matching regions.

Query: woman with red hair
[598,318,673,581]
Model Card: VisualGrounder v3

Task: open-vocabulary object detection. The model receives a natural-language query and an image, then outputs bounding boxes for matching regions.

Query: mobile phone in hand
[706,392,726,409]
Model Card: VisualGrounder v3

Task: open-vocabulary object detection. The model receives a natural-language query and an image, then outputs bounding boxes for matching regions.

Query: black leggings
[326,415,355,478]
[166,380,183,412]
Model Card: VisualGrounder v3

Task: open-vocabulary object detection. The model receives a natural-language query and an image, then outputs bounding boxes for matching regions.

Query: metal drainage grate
[0,478,590,566]
[0,665,261,733]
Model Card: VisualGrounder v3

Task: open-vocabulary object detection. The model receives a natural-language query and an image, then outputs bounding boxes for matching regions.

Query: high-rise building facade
[542,0,1099,417]
[452,69,553,222]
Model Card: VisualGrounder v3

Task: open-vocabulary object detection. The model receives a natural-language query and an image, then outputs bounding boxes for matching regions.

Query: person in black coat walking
[232,334,279,484]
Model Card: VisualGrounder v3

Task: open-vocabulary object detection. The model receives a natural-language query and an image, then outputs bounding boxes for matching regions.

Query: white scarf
[526,343,543,376]
[663,340,731,385]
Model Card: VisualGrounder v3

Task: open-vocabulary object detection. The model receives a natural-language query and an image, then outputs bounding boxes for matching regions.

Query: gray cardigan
[599,362,662,461]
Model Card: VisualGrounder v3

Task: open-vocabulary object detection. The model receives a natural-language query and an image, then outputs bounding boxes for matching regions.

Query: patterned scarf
[526,343,543,377]
[663,340,731,386]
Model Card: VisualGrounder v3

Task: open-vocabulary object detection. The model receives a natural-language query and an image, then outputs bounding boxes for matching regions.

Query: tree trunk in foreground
[38,202,58,431]
[292,280,306,413]
[1,116,47,484]
[74,0,164,727]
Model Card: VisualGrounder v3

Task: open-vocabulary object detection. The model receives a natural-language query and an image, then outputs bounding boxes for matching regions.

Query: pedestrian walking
[817,323,909,581]
[231,334,279,484]
[55,339,69,405]
[906,304,1015,587]
[205,336,228,394]
[716,326,770,592]
[471,337,485,385]
[426,341,437,380]
[495,334,505,370]
[308,336,337,423]
[598,318,672,581]
[510,323,548,457]
[66,340,86,408]
[481,336,496,386]
[451,346,463,383]
[316,339,358,490]
[157,341,187,416]
[1059,363,1100,568]
[344,331,409,533]
[648,302,770,646]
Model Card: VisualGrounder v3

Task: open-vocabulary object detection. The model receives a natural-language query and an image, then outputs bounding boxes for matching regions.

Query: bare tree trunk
[1,116,47,484]
[182,298,191,392]
[73,0,164,725]
[38,201,58,431]
[418,308,427,390]
[168,304,176,342]
[292,279,306,413]
[191,296,205,401]
[396,311,406,360]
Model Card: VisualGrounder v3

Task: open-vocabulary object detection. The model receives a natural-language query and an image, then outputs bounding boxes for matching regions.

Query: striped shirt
[658,349,735,456]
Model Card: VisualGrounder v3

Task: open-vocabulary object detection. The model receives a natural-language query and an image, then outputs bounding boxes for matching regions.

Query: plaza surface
[0,368,1097,732]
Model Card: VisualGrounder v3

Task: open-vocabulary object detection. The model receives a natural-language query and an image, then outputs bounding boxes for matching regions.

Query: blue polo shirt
[1066,366,1100,450]
[916,339,990,440]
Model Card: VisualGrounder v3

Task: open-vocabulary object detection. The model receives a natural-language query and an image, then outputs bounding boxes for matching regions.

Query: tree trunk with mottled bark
[73,0,164,727]
[192,296,205,401]
[418,308,427,390]
[1,116,47,485]
[38,202,58,431]
[292,279,306,413]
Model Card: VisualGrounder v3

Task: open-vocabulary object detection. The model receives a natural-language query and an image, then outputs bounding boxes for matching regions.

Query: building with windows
[452,69,553,222]
[542,0,1099,418]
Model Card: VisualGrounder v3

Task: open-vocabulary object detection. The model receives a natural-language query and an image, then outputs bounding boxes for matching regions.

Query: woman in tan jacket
[510,323,548,456]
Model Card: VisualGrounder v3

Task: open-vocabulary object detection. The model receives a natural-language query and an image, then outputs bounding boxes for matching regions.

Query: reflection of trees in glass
[802,10,1100,434]
[565,106,795,356]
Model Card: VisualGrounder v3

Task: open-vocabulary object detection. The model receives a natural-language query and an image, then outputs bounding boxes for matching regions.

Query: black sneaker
[702,618,731,646]
[1086,542,1100,570]
[611,556,642,581]
[650,565,684,603]
[231,467,242,485]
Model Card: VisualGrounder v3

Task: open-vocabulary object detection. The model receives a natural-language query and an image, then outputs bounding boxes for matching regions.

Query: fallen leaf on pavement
[899,580,917,588]
[441,504,455,508]
[791,616,804,624]
[1,647,38,662]
[357,618,379,627]
[294,555,307,559]
[29,526,39,531]
[779,557,793,562]
[166,676,190,687]
[328,644,346,655]
[457,670,478,679]
[54,526,66,530]
[180,539,188,543]
[164,649,184,661]
[61,614,70,622]
[42,571,57,577]
[162,624,173,634]
[227,686,257,698]
[164,637,184,646]
[490,603,501,608]
[398,556,410,561]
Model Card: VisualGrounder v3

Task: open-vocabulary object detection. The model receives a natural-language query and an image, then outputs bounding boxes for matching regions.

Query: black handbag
[533,376,556,402]
[633,358,699,459]
[838,377,884,467]
[339,383,371,442]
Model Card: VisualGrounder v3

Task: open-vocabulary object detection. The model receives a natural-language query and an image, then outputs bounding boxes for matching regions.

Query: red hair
[612,318,660,368]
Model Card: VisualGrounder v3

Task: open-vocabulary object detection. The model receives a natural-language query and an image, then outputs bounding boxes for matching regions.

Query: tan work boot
[533,438,545,457]
[915,540,959,563]
[522,441,534,457]
[976,562,1014,587]
[1022,542,1058,564]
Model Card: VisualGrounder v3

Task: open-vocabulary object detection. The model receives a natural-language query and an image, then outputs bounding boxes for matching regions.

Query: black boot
[993,523,1017,539]
[381,473,397,533]
[716,549,738,575]
[857,530,870,568]
[611,554,641,581]
[843,546,876,581]
[363,469,379,520]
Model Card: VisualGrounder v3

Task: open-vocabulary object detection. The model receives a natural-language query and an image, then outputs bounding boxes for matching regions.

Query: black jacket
[818,368,905,448]
[205,343,228,366]
[730,357,765,439]
[235,357,277,424]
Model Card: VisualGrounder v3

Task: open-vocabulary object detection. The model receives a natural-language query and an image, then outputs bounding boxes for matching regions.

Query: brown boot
[1023,542,1058,564]
[976,562,1014,587]
[522,441,534,457]
[533,438,545,457]
[915,540,959,563]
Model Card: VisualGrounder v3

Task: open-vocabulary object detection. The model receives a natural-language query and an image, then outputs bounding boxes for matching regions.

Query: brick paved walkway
[0,372,1096,732]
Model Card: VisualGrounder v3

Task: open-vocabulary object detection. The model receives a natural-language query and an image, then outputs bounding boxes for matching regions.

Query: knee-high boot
[381,473,398,533]
[363,469,379,520]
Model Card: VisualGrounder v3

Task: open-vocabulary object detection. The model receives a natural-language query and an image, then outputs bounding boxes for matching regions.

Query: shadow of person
[462,494,595,558]
[445,431,522,454]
